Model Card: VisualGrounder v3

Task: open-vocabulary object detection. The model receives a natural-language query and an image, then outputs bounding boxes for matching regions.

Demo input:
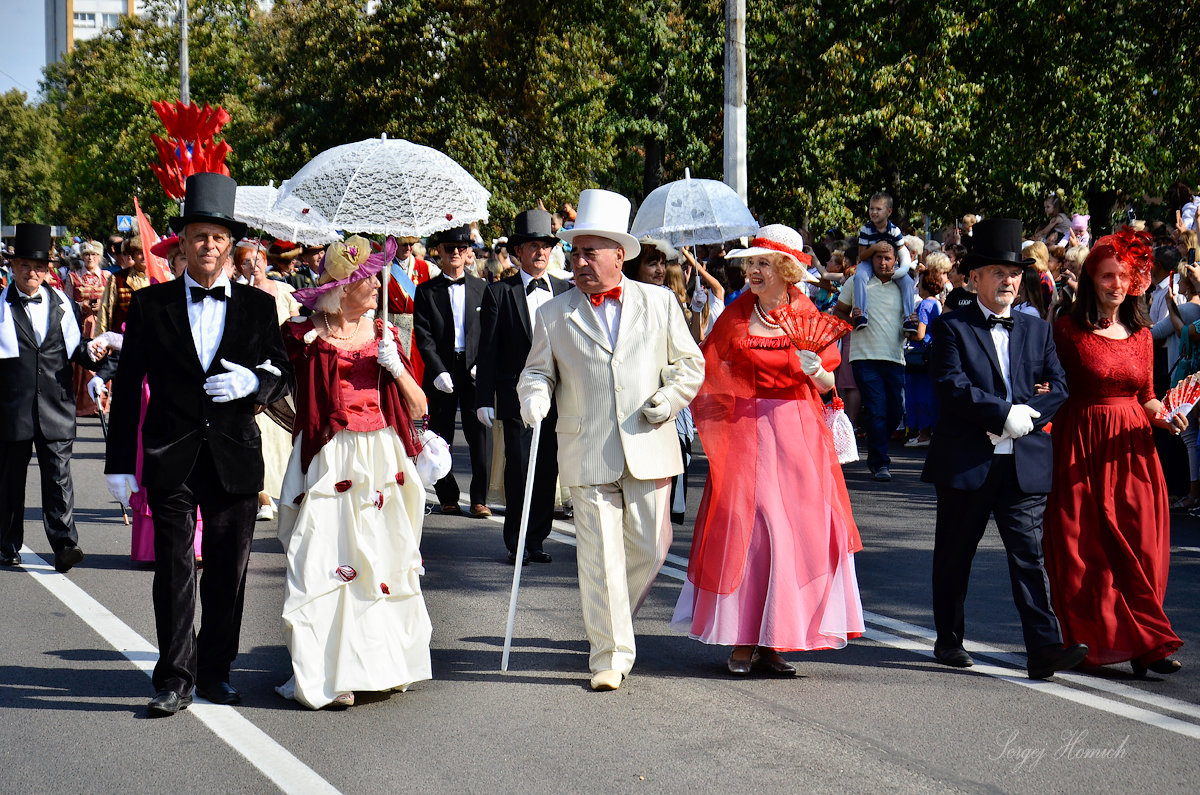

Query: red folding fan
[769,305,853,352]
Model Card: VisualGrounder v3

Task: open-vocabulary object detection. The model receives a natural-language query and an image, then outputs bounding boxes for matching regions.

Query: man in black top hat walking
[476,209,571,562]
[0,223,104,571]
[413,224,492,516]
[922,217,1086,680]
[103,173,293,716]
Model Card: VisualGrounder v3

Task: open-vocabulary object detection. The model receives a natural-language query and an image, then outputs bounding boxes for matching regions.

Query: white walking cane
[501,418,542,671]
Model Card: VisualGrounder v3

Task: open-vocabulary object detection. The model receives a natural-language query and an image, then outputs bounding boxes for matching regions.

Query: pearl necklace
[321,312,359,341]
[754,300,782,329]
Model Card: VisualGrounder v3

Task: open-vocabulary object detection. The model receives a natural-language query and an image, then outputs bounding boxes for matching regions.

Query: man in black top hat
[103,172,293,716]
[0,223,104,571]
[476,209,571,562]
[413,224,492,516]
[922,217,1087,680]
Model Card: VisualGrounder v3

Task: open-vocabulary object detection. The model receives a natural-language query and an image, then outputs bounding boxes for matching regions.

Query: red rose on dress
[375,490,384,510]
[293,492,305,504]
[335,565,357,582]
[380,583,390,595]
[335,480,352,492]
[395,472,405,485]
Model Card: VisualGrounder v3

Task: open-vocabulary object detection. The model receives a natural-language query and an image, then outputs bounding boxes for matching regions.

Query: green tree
[0,89,63,226]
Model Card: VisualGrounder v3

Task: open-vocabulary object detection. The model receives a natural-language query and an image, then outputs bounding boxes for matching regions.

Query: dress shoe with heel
[54,546,84,573]
[148,690,192,717]
[1026,642,1089,680]
[1132,656,1182,677]
[933,641,974,668]
[195,680,242,705]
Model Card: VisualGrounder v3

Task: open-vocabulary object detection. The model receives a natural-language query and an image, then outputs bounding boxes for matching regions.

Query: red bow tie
[587,286,622,307]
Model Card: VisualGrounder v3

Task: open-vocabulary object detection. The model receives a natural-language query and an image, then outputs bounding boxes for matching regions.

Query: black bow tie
[526,278,550,294]
[190,285,227,303]
[449,277,466,286]
[988,315,1014,331]
[12,292,43,305]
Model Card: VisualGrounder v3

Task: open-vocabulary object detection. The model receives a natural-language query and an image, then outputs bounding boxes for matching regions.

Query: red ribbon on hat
[751,236,812,267]
[587,286,622,307]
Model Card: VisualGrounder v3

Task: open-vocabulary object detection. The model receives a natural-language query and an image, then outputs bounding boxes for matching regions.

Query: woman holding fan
[1044,227,1185,676]
[672,224,864,675]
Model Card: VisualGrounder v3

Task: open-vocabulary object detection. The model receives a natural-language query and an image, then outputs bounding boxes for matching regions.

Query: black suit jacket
[104,279,292,494]
[413,272,486,390]
[476,273,571,420]
[0,287,97,442]
[921,302,1068,494]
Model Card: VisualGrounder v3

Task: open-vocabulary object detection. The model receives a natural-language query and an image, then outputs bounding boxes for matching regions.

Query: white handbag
[415,429,452,485]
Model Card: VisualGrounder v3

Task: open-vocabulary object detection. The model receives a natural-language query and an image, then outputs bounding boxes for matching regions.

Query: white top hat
[725,223,818,283]
[557,189,641,261]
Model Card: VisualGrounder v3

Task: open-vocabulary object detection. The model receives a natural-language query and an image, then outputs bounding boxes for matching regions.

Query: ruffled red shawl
[283,319,422,474]
[687,289,862,594]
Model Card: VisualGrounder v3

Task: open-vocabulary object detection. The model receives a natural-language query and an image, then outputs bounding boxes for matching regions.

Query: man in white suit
[518,189,704,691]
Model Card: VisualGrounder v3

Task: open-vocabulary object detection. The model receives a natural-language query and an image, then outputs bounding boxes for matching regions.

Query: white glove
[203,358,260,403]
[690,283,708,313]
[106,474,138,507]
[1003,404,1041,439]
[520,393,550,427]
[87,376,108,401]
[434,372,454,394]
[797,349,826,376]
[641,392,672,424]
[377,335,407,380]
[87,330,122,361]
[476,407,495,428]
[256,358,281,377]
[470,365,477,380]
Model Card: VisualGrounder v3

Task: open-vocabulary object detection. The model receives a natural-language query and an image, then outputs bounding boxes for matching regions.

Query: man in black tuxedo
[103,173,292,716]
[476,209,571,563]
[922,217,1086,680]
[413,224,491,516]
[0,223,102,572]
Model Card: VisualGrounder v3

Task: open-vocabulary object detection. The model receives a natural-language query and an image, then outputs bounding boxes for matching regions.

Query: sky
[0,1,48,100]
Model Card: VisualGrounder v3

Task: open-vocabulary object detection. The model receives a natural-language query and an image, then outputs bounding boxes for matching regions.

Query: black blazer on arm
[104,279,292,494]
[476,273,571,420]
[921,302,1068,494]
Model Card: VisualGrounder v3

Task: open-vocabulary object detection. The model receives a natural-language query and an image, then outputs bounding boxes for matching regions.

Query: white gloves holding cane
[87,376,108,402]
[520,394,550,428]
[106,474,138,508]
[377,332,407,380]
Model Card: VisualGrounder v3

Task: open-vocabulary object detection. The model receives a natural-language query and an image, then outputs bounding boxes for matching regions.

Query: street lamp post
[724,0,747,204]
[180,0,189,104]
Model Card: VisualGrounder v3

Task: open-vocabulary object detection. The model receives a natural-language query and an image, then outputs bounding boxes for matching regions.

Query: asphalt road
[1,417,1198,794]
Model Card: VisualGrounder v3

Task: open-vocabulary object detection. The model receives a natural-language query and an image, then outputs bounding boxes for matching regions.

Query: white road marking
[20,547,340,795]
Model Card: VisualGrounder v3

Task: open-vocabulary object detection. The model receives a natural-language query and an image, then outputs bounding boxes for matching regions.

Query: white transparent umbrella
[235,183,341,246]
[274,133,491,238]
[630,168,758,248]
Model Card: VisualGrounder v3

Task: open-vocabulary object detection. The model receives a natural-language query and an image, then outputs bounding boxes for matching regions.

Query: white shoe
[256,503,276,522]
[332,692,354,707]
[589,670,623,691]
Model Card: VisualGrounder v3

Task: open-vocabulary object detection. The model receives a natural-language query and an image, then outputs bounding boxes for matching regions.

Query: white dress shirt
[448,276,466,353]
[593,278,625,349]
[520,269,553,334]
[978,299,1015,454]
[21,284,51,346]
[184,271,231,371]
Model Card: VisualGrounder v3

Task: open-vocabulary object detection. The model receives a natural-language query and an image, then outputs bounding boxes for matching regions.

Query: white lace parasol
[631,169,758,248]
[274,134,491,238]
[235,183,341,245]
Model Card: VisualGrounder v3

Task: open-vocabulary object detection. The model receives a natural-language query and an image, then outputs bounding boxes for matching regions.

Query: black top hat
[432,224,472,247]
[961,218,1033,273]
[509,209,557,248]
[11,223,53,262]
[169,173,248,239]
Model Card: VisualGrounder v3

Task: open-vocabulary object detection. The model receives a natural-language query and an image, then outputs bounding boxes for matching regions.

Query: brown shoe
[440,503,462,516]
[469,504,492,517]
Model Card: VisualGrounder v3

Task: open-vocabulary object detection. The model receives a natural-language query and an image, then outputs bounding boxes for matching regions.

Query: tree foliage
[3,0,1196,240]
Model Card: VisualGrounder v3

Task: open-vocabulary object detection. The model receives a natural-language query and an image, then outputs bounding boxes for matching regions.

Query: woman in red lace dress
[1045,228,1185,676]
[671,225,863,676]
[65,241,110,415]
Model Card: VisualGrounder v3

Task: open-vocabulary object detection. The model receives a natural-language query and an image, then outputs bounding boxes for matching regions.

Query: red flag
[134,197,173,285]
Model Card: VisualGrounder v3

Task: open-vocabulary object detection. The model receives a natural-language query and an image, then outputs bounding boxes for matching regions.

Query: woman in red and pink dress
[1045,227,1185,676]
[65,241,110,416]
[672,225,863,675]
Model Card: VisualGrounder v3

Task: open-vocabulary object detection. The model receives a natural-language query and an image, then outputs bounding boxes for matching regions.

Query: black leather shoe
[54,546,84,573]
[933,641,974,668]
[754,649,797,675]
[1132,656,1182,677]
[1027,643,1088,680]
[195,680,242,705]
[148,690,192,717]
[527,549,552,563]
[0,552,21,566]
[506,550,531,565]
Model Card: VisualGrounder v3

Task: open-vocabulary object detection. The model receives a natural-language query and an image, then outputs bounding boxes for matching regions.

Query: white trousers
[570,474,672,675]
